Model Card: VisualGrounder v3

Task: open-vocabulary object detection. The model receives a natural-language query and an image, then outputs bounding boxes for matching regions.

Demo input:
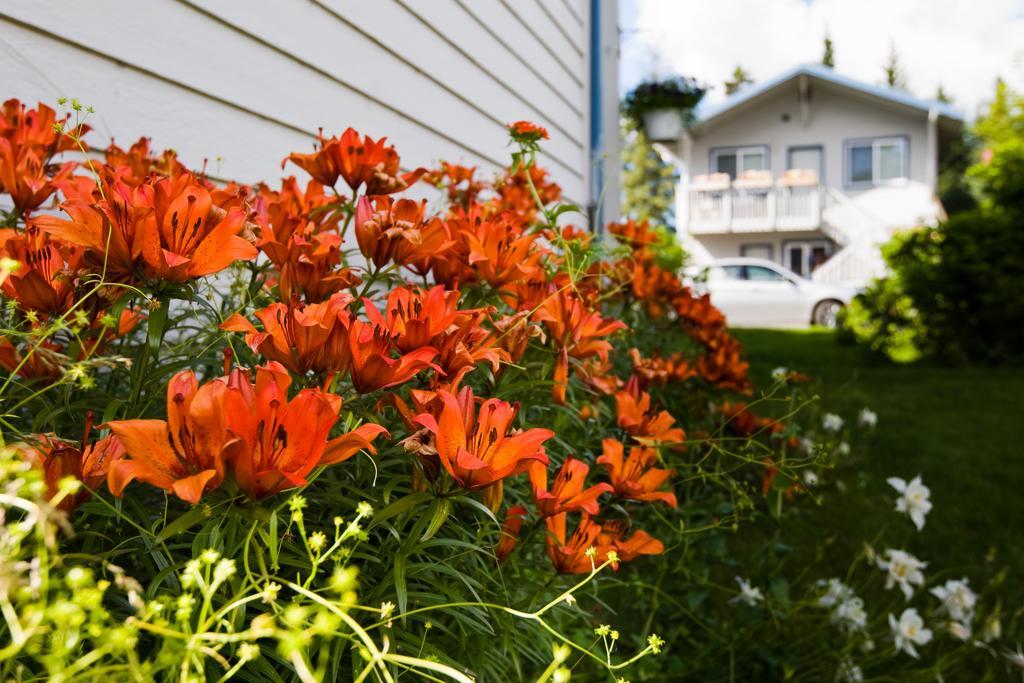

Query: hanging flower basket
[624,76,706,144]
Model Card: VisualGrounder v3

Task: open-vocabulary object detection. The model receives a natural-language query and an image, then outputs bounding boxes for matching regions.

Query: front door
[785,240,833,278]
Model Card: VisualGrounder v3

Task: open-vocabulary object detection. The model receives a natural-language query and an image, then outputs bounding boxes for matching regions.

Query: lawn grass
[732,328,1024,614]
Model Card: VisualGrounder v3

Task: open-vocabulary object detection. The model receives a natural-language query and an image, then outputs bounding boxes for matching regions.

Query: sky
[620,0,1024,119]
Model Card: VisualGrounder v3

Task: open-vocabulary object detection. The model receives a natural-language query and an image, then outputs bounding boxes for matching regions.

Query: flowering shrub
[0,98,1018,681]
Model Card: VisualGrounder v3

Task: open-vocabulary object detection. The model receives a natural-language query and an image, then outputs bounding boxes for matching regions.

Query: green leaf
[369,491,433,529]
[268,509,279,570]
[394,552,407,618]
[420,498,451,543]
[155,505,209,544]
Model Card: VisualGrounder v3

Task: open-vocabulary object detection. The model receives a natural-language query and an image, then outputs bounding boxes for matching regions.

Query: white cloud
[621,0,1024,118]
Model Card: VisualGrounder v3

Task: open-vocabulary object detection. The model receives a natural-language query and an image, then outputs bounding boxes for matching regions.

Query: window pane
[740,151,766,171]
[850,146,873,183]
[721,265,744,280]
[745,265,785,282]
[787,246,805,276]
[715,153,737,179]
[878,142,904,179]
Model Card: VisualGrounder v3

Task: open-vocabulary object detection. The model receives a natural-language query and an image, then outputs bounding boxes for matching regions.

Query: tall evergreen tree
[883,43,908,91]
[723,66,754,96]
[822,33,835,68]
[620,117,677,230]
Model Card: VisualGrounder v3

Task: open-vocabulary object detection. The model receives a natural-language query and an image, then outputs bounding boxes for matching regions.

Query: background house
[677,63,963,285]
[0,0,620,222]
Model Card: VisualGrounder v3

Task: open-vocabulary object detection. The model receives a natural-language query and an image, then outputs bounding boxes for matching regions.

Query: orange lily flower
[34,170,147,278]
[544,513,663,574]
[36,170,258,282]
[697,335,752,393]
[106,368,232,504]
[0,337,64,380]
[596,438,677,507]
[492,311,546,363]
[0,225,82,315]
[629,348,697,387]
[285,128,422,195]
[221,292,354,375]
[354,196,452,272]
[426,162,485,208]
[0,99,84,216]
[614,378,686,446]
[595,520,665,564]
[259,230,360,303]
[0,141,74,216]
[19,430,125,512]
[507,120,549,141]
[346,319,440,393]
[491,165,561,224]
[529,456,612,517]
[413,386,553,492]
[218,363,388,499]
[463,212,543,289]
[143,173,258,281]
[495,504,528,563]
[429,309,508,388]
[363,286,460,353]
[363,286,507,386]
[253,176,340,245]
[107,363,387,502]
[534,290,626,404]
[104,136,187,185]
[607,218,660,250]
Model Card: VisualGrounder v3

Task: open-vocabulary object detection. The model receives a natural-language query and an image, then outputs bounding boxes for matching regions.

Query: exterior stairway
[810,187,890,287]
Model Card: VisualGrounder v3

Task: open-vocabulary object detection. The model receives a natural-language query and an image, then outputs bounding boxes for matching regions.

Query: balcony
[687,170,823,234]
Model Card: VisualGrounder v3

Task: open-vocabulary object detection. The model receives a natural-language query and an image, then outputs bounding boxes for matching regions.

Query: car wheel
[812,300,843,328]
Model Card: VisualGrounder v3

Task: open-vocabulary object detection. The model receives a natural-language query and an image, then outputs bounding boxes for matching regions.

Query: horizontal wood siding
[0,0,593,204]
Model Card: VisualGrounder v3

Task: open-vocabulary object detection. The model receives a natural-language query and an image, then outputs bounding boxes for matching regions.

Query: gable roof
[695,63,964,126]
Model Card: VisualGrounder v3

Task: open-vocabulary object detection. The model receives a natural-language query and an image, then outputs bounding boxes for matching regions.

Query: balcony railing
[687,170,823,234]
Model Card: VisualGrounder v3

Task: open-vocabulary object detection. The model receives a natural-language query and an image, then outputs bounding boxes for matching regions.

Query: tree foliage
[724,66,754,95]
[822,33,836,68]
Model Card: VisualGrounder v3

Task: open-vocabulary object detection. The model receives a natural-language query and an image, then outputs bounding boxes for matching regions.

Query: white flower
[887,475,932,531]
[803,470,819,487]
[800,437,816,454]
[877,549,926,600]
[771,366,788,381]
[947,620,972,641]
[1004,644,1024,669]
[817,578,854,608]
[834,597,868,632]
[822,413,844,432]
[889,608,933,658]
[930,578,976,624]
[835,656,864,683]
[858,408,878,428]
[836,441,851,456]
[731,577,764,607]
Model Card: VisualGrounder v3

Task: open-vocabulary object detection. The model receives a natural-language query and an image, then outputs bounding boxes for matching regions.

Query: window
[711,146,769,179]
[845,137,907,186]
[704,265,744,282]
[745,265,786,282]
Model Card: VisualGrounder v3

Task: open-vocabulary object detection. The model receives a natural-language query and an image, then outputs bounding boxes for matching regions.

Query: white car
[687,258,858,328]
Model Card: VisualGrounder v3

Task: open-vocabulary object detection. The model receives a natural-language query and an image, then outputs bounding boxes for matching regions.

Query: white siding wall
[690,80,930,194]
[0,0,607,207]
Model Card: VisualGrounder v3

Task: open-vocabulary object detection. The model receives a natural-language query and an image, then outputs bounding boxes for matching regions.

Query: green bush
[843,206,1024,363]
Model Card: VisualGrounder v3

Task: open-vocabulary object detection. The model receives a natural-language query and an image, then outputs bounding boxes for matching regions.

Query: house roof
[695,63,964,126]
